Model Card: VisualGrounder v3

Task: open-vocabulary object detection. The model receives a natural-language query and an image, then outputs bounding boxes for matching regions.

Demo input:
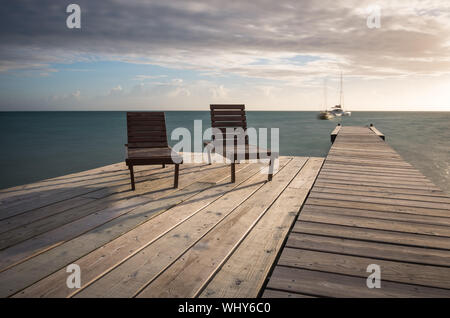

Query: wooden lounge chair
[204,104,277,183]
[125,112,182,190]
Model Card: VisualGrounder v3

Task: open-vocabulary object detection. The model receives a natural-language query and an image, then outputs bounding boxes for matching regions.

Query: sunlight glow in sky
[1,0,450,111]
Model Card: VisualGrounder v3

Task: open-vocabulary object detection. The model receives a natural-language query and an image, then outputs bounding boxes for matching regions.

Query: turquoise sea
[0,111,449,194]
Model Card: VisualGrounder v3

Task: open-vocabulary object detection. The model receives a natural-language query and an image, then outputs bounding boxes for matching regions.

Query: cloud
[133,74,168,81]
[71,90,81,99]
[1,0,450,82]
[108,85,123,96]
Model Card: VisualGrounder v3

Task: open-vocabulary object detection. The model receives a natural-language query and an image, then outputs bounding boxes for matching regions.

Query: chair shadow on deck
[0,160,266,293]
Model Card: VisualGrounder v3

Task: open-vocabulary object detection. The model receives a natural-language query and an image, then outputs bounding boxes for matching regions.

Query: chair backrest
[210,104,248,145]
[126,112,168,148]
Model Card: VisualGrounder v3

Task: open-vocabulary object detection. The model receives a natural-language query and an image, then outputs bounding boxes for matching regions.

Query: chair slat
[210,104,245,110]
[126,112,168,148]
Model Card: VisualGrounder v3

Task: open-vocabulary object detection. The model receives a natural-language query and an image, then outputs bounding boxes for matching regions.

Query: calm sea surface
[0,111,449,193]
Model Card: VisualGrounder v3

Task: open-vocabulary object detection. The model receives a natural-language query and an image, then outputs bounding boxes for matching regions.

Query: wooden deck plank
[199,158,324,298]
[264,126,450,298]
[313,178,442,192]
[0,164,144,216]
[293,221,450,250]
[0,164,221,249]
[278,248,450,290]
[73,158,295,298]
[314,181,446,197]
[311,185,450,204]
[0,164,193,226]
[306,198,450,218]
[286,233,450,267]
[262,289,315,298]
[0,182,212,297]
[301,205,450,227]
[308,192,450,210]
[0,161,253,296]
[318,171,433,184]
[299,211,450,237]
[14,160,269,298]
[0,164,235,271]
[135,157,308,298]
[266,266,450,297]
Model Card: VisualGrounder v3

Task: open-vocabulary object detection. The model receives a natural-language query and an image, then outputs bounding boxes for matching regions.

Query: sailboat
[317,72,351,120]
[318,78,334,119]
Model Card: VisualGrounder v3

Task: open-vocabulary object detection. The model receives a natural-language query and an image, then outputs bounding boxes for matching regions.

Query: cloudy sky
[1,0,450,111]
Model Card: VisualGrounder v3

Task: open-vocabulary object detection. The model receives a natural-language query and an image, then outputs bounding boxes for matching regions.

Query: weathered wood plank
[0,166,181,236]
[72,158,294,298]
[136,158,308,298]
[308,191,450,210]
[262,289,314,298]
[14,161,267,298]
[311,186,450,204]
[0,164,234,270]
[300,211,450,237]
[278,248,450,289]
[306,198,450,218]
[200,158,323,298]
[264,126,450,297]
[301,204,450,227]
[266,266,450,297]
[0,181,213,297]
[286,233,450,267]
[293,222,450,250]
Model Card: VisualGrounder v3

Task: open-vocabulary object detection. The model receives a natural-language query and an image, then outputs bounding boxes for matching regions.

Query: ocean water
[0,111,449,194]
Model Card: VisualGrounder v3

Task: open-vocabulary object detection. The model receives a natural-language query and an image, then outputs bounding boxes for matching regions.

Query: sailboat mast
[339,72,343,106]
[323,78,327,110]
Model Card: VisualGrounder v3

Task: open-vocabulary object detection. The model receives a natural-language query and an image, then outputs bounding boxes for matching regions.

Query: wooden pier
[264,126,450,298]
[0,153,322,298]
[1,126,449,298]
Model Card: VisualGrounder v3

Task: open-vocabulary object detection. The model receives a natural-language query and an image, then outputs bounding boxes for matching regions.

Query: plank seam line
[296,219,450,240]
[305,196,450,212]
[301,208,450,229]
[274,264,450,292]
[291,227,450,252]
[310,186,449,200]
[263,287,324,298]
[0,165,195,225]
[63,162,266,298]
[309,190,450,206]
[192,158,311,298]
[129,158,296,298]
[316,177,438,190]
[303,203,450,222]
[0,186,109,223]
[282,246,450,269]
[258,158,325,298]
[312,179,442,192]
[0,164,238,275]
[10,163,261,297]
[320,171,428,180]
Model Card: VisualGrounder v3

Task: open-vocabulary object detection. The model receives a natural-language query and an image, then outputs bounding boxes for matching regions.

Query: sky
[0,0,450,111]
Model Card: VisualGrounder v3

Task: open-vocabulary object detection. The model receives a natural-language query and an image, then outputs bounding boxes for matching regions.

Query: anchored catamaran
[318,72,351,120]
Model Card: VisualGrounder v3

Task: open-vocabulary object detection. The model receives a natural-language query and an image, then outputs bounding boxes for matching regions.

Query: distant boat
[318,111,334,120]
[317,72,351,120]
[330,104,351,117]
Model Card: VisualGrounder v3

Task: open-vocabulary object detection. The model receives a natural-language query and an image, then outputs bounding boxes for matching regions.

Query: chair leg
[207,145,213,165]
[174,164,179,188]
[268,158,274,181]
[162,164,165,168]
[129,165,136,190]
[231,162,236,183]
